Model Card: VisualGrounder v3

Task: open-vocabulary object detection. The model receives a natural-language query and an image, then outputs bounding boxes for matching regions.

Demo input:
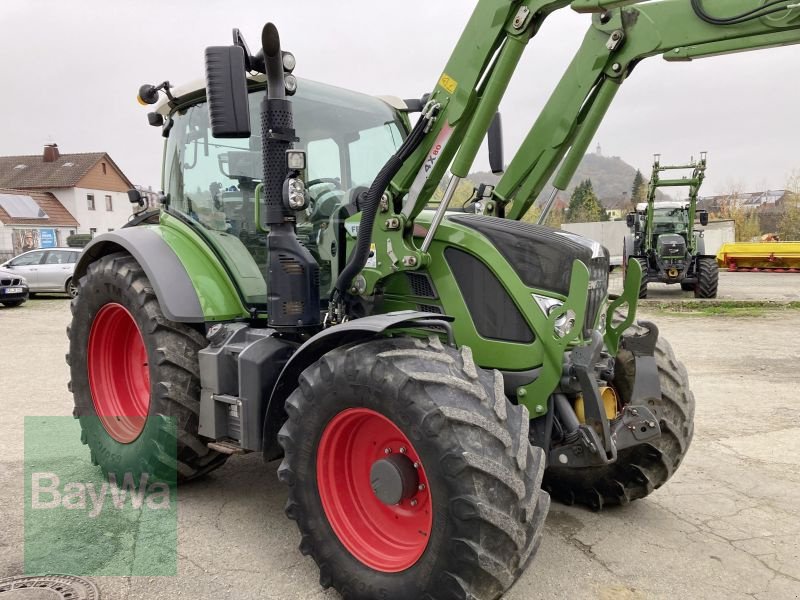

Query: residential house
[0,144,135,241]
[0,188,79,260]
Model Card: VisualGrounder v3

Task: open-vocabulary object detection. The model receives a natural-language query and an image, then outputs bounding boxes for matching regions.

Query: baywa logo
[31,471,171,518]
[25,416,178,576]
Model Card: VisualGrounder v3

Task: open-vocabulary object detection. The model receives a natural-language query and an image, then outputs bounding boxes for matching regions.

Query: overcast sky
[1,1,798,196]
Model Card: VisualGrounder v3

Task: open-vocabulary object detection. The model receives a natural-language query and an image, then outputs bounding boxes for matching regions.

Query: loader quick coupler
[549,325,662,468]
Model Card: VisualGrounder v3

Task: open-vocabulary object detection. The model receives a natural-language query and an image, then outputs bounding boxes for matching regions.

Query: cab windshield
[163,80,405,305]
[652,207,689,237]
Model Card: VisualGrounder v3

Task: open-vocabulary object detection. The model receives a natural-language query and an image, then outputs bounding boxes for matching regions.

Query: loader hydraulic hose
[331,114,428,301]
[691,0,793,25]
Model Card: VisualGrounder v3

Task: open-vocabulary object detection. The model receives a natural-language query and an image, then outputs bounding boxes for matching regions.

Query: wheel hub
[370,453,419,506]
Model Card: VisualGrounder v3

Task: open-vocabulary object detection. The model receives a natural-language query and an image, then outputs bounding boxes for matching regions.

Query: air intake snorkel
[259,23,320,329]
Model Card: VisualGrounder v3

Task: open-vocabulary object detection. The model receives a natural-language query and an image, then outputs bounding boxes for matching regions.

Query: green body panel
[154,213,251,321]
[353,210,598,414]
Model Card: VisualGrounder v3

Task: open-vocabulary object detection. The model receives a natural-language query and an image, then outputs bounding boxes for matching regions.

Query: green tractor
[624,153,718,298]
[67,1,800,598]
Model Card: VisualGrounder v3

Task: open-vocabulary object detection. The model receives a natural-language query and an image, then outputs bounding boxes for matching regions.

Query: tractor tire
[67,252,227,482]
[1,300,25,307]
[679,281,694,292]
[543,327,694,510]
[278,336,549,600]
[694,257,719,298]
[636,257,648,299]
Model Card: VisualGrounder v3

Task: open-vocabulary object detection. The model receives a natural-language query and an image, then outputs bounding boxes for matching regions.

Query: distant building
[134,185,162,210]
[0,188,80,259]
[600,192,630,221]
[697,190,790,214]
[0,144,136,243]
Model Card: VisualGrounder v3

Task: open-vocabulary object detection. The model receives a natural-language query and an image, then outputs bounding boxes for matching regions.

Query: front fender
[261,311,451,459]
[75,216,249,323]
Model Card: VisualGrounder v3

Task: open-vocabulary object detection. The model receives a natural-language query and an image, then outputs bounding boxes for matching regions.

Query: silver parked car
[1,247,82,297]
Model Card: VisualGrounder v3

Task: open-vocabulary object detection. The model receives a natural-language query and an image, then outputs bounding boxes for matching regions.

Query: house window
[102,162,107,175]
[108,228,114,232]
[105,195,113,211]
[89,228,97,237]
[87,194,95,211]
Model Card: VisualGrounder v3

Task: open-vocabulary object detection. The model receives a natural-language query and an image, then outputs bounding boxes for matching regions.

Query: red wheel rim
[88,303,150,444]
[317,408,433,572]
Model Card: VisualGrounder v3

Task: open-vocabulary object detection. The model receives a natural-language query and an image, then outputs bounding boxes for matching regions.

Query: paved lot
[610,269,800,301]
[1,278,800,599]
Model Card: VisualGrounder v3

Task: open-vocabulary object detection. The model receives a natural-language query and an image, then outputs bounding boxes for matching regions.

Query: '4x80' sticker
[407,122,454,208]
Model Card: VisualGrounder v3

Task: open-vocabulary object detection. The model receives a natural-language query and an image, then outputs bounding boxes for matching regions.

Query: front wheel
[1,299,25,307]
[694,257,719,298]
[278,337,549,600]
[543,330,694,510]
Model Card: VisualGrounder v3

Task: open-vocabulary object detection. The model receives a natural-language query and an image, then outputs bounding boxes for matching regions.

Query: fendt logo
[31,472,171,518]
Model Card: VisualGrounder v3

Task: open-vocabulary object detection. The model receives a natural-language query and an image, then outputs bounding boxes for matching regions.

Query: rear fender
[261,311,452,459]
[75,222,249,323]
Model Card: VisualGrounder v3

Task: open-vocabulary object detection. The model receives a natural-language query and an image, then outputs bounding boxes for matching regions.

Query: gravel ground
[1,279,799,599]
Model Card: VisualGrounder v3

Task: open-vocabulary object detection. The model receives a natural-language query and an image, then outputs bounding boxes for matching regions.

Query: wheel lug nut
[399,447,407,454]
[410,499,418,507]
[413,462,419,469]
[418,484,426,491]
[384,448,392,455]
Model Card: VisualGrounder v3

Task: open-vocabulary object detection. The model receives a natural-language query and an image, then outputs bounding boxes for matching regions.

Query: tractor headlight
[554,310,577,338]
[286,177,307,210]
[533,294,575,338]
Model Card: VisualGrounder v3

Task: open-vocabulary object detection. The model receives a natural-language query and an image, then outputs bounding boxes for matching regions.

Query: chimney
[43,143,60,163]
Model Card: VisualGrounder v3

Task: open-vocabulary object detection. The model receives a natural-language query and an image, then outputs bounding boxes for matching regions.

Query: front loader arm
[344,0,799,300]
[500,0,800,221]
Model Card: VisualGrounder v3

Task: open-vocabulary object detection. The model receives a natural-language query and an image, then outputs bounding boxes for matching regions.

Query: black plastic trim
[75,228,204,323]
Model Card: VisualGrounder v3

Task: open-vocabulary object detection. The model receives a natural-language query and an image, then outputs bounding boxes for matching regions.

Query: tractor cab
[157,78,408,305]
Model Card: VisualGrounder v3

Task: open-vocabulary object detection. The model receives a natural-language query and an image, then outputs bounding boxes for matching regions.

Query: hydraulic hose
[331,115,429,300]
[691,0,792,25]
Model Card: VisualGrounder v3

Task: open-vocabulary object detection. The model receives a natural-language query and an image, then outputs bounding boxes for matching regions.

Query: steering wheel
[306,177,343,190]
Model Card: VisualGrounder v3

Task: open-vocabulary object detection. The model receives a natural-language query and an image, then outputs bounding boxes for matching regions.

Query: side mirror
[626,213,635,228]
[127,189,144,207]
[698,210,709,226]
[488,112,504,174]
[204,45,251,138]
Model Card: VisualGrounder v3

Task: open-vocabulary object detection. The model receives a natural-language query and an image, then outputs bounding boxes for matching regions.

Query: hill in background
[468,151,671,210]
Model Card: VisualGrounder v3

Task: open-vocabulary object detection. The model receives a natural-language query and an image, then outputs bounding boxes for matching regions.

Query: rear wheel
[543,328,694,510]
[67,252,227,481]
[278,336,549,600]
[694,257,719,298]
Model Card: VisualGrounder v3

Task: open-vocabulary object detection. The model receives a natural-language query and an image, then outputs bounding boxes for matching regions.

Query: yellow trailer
[716,242,800,271]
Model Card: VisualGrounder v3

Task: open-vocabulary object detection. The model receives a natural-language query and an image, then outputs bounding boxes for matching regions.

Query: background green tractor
[624,153,719,298]
[66,1,800,598]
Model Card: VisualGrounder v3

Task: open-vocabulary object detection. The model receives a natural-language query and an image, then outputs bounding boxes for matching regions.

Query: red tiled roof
[0,150,131,189]
[0,188,79,227]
